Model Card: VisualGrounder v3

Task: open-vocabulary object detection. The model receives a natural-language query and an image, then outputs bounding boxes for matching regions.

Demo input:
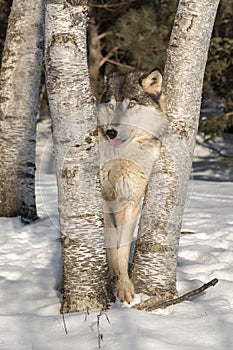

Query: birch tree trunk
[0,0,44,222]
[45,0,112,313]
[131,0,220,300]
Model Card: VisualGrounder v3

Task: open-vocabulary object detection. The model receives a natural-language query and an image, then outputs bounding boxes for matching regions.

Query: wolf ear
[140,69,163,96]
[104,63,120,77]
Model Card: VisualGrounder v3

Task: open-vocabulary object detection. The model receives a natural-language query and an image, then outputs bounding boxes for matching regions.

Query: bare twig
[98,31,114,40]
[104,59,135,71]
[84,307,90,322]
[89,0,137,9]
[181,231,196,235]
[62,313,68,334]
[99,47,119,68]
[196,139,232,158]
[133,278,218,312]
[97,310,111,349]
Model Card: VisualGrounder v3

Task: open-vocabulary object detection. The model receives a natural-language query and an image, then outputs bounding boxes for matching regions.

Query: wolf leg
[104,203,140,302]
[106,244,134,303]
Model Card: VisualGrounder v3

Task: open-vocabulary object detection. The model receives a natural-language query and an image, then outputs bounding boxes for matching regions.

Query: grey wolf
[98,64,168,303]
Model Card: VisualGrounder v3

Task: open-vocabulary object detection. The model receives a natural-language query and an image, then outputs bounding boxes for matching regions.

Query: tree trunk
[88,12,102,97]
[131,0,220,300]
[0,0,44,223]
[45,0,113,313]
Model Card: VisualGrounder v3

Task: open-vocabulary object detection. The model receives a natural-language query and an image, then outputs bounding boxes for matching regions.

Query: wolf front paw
[116,277,134,303]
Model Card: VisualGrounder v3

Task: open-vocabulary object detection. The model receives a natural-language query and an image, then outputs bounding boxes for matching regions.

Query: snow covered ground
[0,119,233,349]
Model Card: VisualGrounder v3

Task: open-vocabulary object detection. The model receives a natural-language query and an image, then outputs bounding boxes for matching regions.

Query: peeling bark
[131,0,220,299]
[45,0,113,313]
[0,0,44,222]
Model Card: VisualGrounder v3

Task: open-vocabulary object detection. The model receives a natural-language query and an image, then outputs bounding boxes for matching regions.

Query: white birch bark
[0,0,44,222]
[45,0,112,313]
[131,0,220,300]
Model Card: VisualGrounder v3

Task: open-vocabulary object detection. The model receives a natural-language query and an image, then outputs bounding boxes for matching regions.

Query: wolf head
[98,64,168,146]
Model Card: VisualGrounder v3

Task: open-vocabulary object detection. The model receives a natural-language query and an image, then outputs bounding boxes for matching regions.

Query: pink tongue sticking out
[109,139,123,146]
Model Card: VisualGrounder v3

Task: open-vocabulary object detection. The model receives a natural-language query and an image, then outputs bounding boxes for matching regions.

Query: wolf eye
[128,100,136,109]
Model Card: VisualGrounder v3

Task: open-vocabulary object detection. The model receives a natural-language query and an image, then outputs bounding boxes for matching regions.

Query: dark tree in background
[0,0,12,63]
[88,0,178,97]
[100,1,177,70]
[201,1,233,138]
[87,0,233,139]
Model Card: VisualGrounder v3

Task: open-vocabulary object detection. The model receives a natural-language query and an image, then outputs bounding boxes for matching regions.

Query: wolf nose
[106,129,118,139]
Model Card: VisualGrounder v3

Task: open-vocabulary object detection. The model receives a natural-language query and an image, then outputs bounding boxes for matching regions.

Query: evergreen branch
[133,278,218,312]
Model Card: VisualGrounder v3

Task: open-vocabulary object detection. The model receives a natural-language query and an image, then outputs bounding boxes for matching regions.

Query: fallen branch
[133,278,218,312]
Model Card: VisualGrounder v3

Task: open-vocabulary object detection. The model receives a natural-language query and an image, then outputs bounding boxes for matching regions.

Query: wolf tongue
[109,139,123,146]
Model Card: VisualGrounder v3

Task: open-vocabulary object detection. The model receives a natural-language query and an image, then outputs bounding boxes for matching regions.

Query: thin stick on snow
[62,313,68,335]
[133,278,218,312]
[84,307,90,322]
[97,310,110,349]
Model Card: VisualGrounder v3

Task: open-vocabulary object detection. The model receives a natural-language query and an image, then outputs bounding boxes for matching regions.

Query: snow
[0,119,233,349]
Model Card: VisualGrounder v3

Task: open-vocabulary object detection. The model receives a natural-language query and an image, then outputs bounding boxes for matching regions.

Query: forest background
[0,0,233,139]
